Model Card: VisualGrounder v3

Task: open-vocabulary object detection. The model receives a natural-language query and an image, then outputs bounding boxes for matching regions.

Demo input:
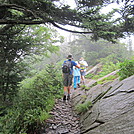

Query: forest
[0,0,134,133]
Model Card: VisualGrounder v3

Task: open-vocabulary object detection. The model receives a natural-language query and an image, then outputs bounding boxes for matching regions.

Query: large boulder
[71,75,134,134]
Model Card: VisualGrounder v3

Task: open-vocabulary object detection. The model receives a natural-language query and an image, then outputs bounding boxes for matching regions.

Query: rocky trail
[41,71,134,134]
[44,91,81,134]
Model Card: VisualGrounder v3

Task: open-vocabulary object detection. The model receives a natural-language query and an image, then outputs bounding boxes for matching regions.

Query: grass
[97,74,118,85]
[75,101,92,114]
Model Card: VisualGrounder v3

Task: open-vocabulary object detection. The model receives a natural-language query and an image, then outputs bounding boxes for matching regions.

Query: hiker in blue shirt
[62,54,80,102]
[73,61,81,90]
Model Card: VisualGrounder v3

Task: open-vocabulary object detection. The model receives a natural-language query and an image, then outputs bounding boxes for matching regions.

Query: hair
[67,54,73,59]
[80,57,84,60]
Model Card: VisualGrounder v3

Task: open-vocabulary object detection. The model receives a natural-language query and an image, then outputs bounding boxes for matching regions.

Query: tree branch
[0,19,93,34]
[50,21,93,34]
[0,4,38,18]
[0,19,44,24]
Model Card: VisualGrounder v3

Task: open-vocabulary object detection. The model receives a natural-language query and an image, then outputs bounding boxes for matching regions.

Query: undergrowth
[118,59,134,80]
[0,64,63,134]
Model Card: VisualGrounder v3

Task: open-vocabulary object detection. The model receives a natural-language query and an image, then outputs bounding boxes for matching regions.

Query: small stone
[52,125,57,130]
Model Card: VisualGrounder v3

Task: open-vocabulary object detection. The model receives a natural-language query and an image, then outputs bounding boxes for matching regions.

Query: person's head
[80,57,84,61]
[67,54,73,60]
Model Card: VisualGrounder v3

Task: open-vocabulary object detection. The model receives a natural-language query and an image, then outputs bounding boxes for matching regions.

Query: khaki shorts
[63,73,73,87]
[80,69,86,76]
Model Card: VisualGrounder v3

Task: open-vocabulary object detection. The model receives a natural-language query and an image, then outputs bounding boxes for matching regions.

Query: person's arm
[72,61,80,69]
[75,64,80,69]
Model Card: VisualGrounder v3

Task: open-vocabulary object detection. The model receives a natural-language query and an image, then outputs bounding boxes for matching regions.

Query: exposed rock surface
[86,63,102,75]
[43,69,134,134]
[71,75,134,134]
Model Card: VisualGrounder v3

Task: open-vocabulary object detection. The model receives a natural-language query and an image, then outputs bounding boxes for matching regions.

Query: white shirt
[79,60,88,71]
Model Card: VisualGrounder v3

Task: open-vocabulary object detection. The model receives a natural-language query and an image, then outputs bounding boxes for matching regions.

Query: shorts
[63,73,73,87]
[80,69,86,76]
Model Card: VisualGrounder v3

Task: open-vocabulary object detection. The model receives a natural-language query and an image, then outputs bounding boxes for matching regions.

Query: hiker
[79,57,88,84]
[73,61,81,90]
[62,54,80,101]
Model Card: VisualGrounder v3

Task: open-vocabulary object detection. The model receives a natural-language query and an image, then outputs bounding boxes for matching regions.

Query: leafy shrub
[1,64,63,134]
[118,59,134,80]
[92,62,119,79]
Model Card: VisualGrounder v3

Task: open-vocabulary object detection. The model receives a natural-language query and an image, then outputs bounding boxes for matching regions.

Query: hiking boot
[63,95,66,102]
[67,95,70,100]
[77,83,80,88]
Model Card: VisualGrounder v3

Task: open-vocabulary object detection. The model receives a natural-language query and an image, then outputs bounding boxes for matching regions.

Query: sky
[55,0,134,49]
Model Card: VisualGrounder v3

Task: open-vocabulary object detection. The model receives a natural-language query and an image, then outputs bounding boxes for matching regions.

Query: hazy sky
[56,0,134,49]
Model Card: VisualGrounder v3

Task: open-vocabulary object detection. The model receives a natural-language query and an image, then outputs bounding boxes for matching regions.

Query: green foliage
[99,54,124,64]
[75,101,92,114]
[1,64,63,134]
[97,74,118,84]
[9,9,24,17]
[0,24,62,102]
[92,62,119,79]
[80,84,86,90]
[0,0,133,42]
[85,73,94,79]
[118,59,134,80]
[69,37,130,66]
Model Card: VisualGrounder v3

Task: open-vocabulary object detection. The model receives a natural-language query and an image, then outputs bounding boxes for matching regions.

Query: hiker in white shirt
[79,57,88,84]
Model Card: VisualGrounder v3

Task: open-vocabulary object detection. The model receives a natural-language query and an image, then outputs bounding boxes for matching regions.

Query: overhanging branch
[0,4,93,34]
[0,19,93,34]
[0,19,44,24]
[50,21,93,34]
[0,4,37,18]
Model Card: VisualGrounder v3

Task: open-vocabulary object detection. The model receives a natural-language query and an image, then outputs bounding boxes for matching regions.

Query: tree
[68,35,131,65]
[0,0,133,42]
[0,25,61,102]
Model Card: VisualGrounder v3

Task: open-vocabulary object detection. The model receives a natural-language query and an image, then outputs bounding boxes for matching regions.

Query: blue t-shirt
[63,59,77,75]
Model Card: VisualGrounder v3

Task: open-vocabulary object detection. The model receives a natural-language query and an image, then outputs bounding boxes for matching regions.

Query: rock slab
[72,75,134,134]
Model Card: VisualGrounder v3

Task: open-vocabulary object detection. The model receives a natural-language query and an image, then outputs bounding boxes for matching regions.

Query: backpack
[62,61,72,73]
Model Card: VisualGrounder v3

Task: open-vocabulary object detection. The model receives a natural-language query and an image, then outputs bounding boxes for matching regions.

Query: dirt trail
[44,91,81,134]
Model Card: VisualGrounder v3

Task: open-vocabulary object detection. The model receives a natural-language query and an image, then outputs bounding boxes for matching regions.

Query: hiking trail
[44,89,81,134]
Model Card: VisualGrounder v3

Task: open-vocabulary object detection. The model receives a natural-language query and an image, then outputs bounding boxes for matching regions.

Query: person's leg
[67,74,73,100]
[73,76,77,89]
[83,71,86,84]
[63,74,68,101]
[80,70,85,83]
[82,75,85,83]
[80,71,85,84]
[77,76,81,88]
[67,86,71,94]
[64,86,68,95]
[78,76,81,84]
[63,86,68,101]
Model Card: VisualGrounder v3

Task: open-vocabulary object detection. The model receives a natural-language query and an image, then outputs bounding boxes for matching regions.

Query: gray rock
[78,75,134,134]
